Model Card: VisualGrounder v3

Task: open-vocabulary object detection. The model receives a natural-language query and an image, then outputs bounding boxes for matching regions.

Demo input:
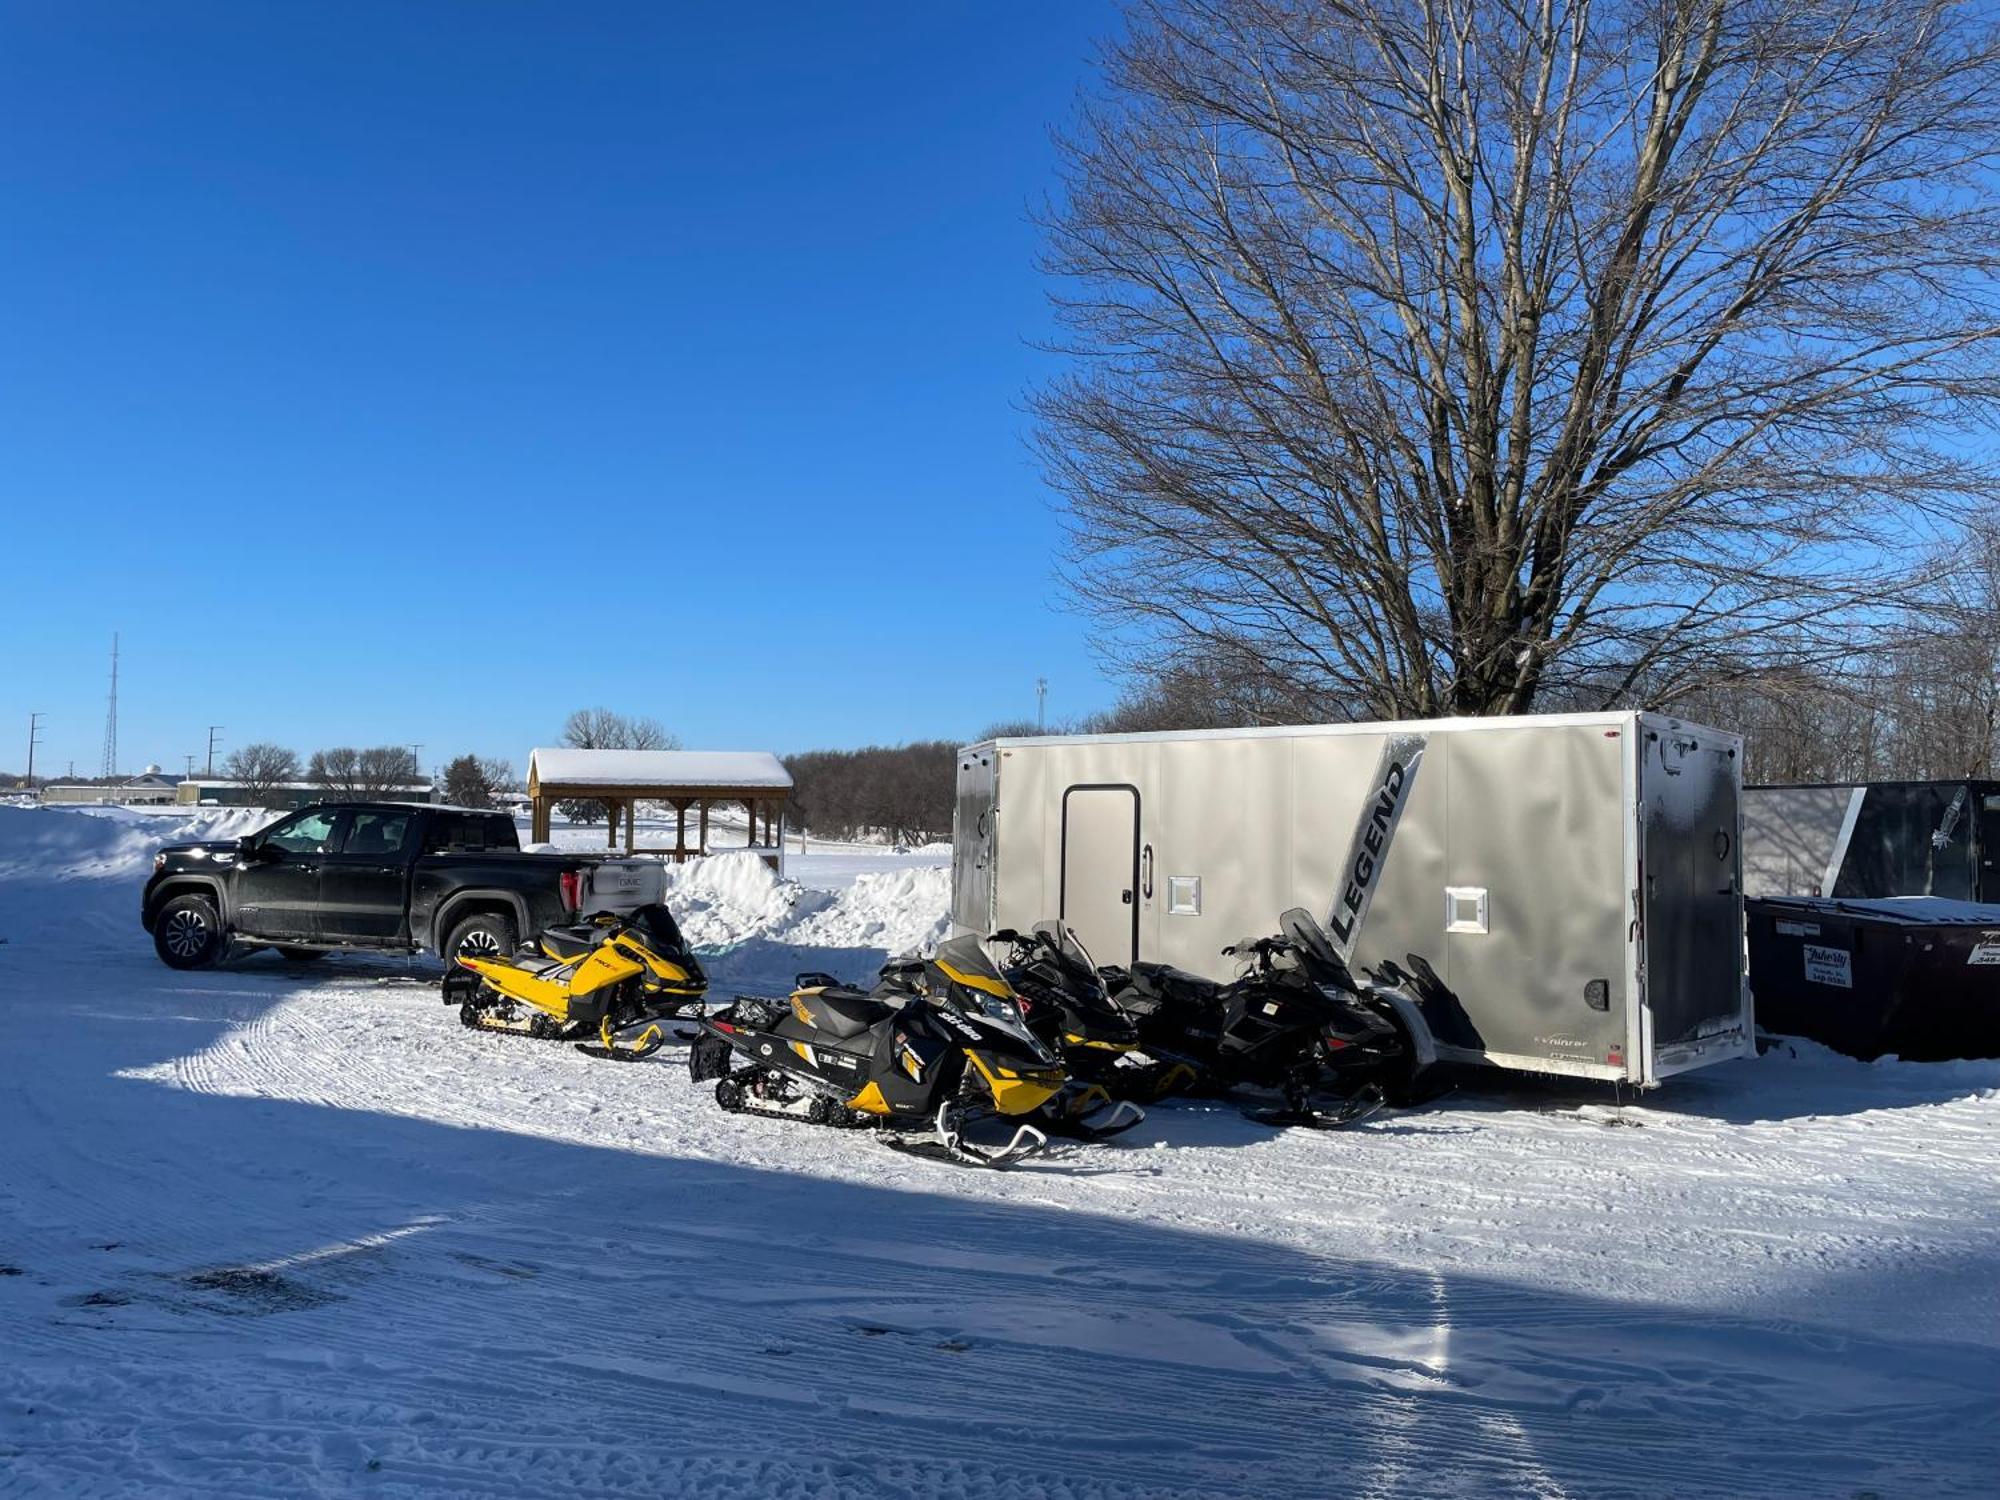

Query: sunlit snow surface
[0,804,1995,1497]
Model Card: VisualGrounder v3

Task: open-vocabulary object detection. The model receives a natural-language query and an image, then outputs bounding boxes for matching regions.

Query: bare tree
[308,745,422,797]
[562,708,674,752]
[557,708,678,822]
[220,742,298,806]
[307,747,365,797]
[1039,0,2000,720]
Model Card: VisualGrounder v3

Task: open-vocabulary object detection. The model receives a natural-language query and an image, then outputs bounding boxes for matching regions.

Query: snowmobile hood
[963,1050,1066,1116]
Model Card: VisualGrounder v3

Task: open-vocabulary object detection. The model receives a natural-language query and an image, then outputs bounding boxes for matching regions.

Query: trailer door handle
[1141,844,1154,900]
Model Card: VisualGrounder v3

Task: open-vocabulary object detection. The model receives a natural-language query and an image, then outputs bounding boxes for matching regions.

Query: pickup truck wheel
[445,912,517,966]
[155,894,224,970]
[277,947,327,962]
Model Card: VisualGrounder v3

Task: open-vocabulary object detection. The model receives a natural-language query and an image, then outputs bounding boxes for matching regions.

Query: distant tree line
[784,742,958,845]
[206,742,519,807]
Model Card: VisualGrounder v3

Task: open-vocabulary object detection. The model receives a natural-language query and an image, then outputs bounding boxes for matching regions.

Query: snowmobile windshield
[1031,920,1106,996]
[932,936,1039,1043]
[625,903,689,955]
[1279,907,1353,988]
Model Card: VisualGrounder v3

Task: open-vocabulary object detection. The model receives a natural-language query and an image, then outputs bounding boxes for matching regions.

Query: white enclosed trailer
[952,711,1750,1087]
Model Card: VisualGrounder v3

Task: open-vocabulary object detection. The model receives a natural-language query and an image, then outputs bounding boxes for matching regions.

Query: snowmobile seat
[795,986,896,1039]
[1124,962,1218,1007]
[538,926,604,962]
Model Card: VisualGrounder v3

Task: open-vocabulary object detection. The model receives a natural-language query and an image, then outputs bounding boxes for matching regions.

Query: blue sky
[0,1,1121,777]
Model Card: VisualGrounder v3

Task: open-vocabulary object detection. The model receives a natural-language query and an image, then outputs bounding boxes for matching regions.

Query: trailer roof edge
[959,708,1738,757]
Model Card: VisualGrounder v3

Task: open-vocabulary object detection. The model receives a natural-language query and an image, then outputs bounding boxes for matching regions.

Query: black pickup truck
[141,801,665,970]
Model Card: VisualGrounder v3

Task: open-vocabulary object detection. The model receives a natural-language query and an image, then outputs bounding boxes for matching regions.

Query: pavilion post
[698,799,710,857]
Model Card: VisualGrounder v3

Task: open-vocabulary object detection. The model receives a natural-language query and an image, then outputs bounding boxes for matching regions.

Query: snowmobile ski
[1244,1084,1387,1131]
[878,1100,1050,1169]
[573,1015,668,1062]
[1040,1083,1146,1141]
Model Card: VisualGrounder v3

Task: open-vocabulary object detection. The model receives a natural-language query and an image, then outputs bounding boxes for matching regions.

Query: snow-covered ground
[1,804,1995,1497]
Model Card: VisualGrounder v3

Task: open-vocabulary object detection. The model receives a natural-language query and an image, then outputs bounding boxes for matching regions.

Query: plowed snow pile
[1,805,1995,1498]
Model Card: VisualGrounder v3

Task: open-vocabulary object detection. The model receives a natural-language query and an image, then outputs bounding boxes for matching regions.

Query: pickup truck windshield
[266,810,339,856]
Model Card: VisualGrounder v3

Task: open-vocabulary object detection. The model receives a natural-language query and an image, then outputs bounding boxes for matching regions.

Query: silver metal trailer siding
[951,711,1750,1087]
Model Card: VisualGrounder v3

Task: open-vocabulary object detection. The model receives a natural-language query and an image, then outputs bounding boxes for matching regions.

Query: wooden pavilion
[526,748,794,870]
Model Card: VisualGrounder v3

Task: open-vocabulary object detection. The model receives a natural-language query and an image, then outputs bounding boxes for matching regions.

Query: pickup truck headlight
[153,853,166,873]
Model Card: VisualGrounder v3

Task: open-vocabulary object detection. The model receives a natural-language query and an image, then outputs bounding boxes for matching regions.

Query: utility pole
[206,726,225,776]
[1036,677,1048,731]
[26,712,43,785]
[184,754,196,779]
[408,744,424,784]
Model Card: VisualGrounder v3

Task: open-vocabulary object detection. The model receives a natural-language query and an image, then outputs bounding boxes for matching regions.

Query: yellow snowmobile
[442,903,706,1061]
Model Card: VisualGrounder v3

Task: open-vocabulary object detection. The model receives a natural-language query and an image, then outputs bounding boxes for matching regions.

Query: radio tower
[100,632,119,779]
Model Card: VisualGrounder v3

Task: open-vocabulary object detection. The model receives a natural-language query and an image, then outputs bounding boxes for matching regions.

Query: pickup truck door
[235,809,339,939]
[319,809,414,942]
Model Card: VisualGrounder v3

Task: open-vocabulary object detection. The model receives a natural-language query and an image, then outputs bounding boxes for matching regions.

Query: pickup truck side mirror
[236,836,267,862]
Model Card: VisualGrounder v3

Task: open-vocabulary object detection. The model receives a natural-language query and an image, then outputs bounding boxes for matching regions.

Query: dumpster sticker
[1775,920,1820,937]
[1968,932,2000,966]
[1803,944,1853,988]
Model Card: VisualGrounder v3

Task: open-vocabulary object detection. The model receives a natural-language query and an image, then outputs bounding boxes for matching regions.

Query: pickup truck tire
[444,910,518,966]
[154,893,225,970]
[277,947,327,962]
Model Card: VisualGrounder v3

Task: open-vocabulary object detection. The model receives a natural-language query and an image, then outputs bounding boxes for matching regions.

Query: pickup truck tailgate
[578,859,666,915]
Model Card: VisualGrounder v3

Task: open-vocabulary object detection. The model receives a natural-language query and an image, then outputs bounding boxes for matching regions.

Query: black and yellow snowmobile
[991,922,1148,1138]
[442,903,706,1061]
[687,934,1069,1167]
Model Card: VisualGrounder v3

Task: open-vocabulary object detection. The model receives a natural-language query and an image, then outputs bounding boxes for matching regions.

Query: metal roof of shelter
[527,749,792,791]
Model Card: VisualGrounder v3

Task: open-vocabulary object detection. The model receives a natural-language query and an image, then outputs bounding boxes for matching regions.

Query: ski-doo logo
[1327,734,1427,963]
[939,1013,982,1043]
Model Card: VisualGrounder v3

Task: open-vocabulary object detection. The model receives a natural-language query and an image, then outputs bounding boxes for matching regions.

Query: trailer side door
[1060,784,1141,965]
[951,749,998,937]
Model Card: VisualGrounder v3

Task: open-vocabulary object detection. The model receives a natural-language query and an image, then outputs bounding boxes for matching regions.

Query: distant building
[171,779,439,811]
[40,772,184,806]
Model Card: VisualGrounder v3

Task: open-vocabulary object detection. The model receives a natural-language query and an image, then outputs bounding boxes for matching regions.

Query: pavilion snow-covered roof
[527,748,793,791]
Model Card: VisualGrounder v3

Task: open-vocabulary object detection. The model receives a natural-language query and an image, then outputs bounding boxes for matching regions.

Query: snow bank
[0,805,269,946]
[654,851,951,991]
